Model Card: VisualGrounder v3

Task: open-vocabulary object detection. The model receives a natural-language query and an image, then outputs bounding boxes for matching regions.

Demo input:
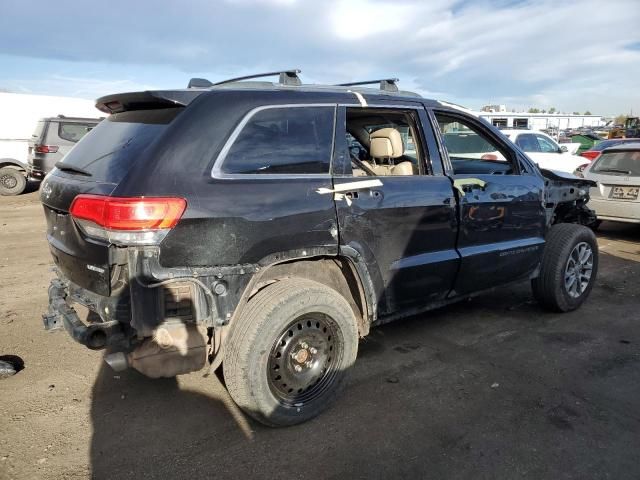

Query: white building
[0,92,101,140]
[476,111,604,130]
[481,104,507,113]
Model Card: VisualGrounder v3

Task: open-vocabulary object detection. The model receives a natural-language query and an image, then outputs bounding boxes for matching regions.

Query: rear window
[592,150,640,176]
[31,121,46,141]
[58,108,181,183]
[58,122,97,143]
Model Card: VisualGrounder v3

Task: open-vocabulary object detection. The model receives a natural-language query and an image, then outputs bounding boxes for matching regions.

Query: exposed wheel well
[0,160,26,172]
[245,256,371,337]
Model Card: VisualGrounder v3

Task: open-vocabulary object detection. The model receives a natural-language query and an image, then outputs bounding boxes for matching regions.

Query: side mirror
[560,145,568,153]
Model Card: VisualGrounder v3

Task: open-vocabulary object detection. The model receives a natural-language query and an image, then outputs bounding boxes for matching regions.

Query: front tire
[223,277,359,427]
[0,167,27,196]
[532,223,598,312]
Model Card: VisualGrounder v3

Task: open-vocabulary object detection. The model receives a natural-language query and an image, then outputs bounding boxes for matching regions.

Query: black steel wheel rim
[1,172,17,190]
[267,313,342,406]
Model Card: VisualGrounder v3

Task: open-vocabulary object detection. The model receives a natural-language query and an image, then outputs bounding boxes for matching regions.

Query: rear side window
[58,108,181,184]
[58,122,96,143]
[220,106,335,175]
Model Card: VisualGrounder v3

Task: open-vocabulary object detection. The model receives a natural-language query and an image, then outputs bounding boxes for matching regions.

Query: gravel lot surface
[1,191,639,479]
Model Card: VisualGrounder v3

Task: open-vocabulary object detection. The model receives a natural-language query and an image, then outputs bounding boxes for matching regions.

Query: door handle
[345,191,359,200]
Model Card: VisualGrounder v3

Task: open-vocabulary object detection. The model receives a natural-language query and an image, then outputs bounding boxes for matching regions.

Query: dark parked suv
[27,115,101,180]
[41,70,599,426]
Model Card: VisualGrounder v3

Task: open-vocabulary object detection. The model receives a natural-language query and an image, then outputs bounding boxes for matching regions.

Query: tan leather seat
[391,161,414,175]
[369,128,414,176]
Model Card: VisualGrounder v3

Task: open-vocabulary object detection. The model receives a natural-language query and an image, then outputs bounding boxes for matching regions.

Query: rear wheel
[0,167,27,196]
[223,277,359,427]
[532,223,598,312]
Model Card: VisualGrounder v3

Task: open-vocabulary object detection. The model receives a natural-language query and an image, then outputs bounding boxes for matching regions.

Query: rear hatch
[41,97,192,296]
[27,120,47,169]
[587,148,640,218]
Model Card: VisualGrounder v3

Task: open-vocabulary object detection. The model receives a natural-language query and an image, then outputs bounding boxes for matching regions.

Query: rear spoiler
[95,90,204,114]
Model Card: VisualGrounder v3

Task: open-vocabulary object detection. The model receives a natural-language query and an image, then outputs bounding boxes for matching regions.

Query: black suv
[41,70,599,426]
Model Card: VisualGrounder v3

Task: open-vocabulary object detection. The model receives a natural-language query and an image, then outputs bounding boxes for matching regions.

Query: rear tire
[223,277,359,427]
[532,223,598,312]
[0,168,27,196]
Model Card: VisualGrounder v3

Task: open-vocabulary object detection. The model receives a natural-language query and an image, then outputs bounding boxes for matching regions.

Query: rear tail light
[69,195,187,245]
[580,151,600,161]
[574,164,590,178]
[35,145,59,154]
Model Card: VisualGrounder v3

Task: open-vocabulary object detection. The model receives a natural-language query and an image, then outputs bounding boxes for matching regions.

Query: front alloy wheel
[564,242,594,298]
[532,223,599,312]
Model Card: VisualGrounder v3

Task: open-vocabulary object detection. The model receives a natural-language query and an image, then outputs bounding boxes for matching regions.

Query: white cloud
[0,0,638,114]
[330,0,415,40]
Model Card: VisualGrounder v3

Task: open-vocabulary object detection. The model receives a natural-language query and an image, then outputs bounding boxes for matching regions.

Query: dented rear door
[332,103,459,315]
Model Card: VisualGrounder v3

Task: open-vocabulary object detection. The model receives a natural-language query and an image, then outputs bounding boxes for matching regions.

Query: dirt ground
[1,190,639,480]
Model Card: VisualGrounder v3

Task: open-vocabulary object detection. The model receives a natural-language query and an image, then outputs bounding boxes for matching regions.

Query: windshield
[58,108,182,183]
[592,150,640,176]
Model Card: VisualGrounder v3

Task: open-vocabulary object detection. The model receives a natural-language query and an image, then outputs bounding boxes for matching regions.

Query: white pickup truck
[501,129,586,173]
[0,138,29,195]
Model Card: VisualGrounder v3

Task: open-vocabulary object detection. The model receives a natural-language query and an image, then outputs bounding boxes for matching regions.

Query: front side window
[435,112,518,175]
[221,106,335,175]
[515,134,540,152]
[58,123,96,143]
[534,134,560,153]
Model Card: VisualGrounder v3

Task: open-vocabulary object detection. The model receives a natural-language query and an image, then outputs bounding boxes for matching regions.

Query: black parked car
[41,70,599,426]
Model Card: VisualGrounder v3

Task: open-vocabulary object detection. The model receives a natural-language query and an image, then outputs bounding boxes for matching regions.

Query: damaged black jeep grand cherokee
[41,70,599,426]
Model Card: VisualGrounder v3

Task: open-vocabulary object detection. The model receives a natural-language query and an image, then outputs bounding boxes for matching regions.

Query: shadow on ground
[89,234,640,479]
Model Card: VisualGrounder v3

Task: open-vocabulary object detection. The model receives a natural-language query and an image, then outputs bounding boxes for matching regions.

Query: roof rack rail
[187,69,302,89]
[337,78,399,93]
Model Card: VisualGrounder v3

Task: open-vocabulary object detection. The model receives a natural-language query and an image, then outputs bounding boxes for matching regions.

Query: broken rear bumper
[43,278,126,350]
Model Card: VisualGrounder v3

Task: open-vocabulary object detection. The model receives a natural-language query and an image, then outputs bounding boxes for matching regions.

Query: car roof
[500,129,548,135]
[602,142,640,152]
[591,138,639,149]
[96,85,442,113]
[95,71,448,114]
[38,116,103,123]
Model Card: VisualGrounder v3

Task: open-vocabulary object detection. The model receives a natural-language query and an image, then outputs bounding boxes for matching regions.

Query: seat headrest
[370,128,404,158]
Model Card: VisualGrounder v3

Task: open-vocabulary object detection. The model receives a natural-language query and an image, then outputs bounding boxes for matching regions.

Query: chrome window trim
[211,103,337,180]
[210,101,427,180]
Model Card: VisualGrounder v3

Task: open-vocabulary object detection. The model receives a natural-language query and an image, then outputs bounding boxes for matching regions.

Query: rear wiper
[596,168,632,174]
[55,162,92,176]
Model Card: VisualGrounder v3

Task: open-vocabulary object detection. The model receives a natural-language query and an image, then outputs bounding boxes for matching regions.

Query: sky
[1,0,639,116]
